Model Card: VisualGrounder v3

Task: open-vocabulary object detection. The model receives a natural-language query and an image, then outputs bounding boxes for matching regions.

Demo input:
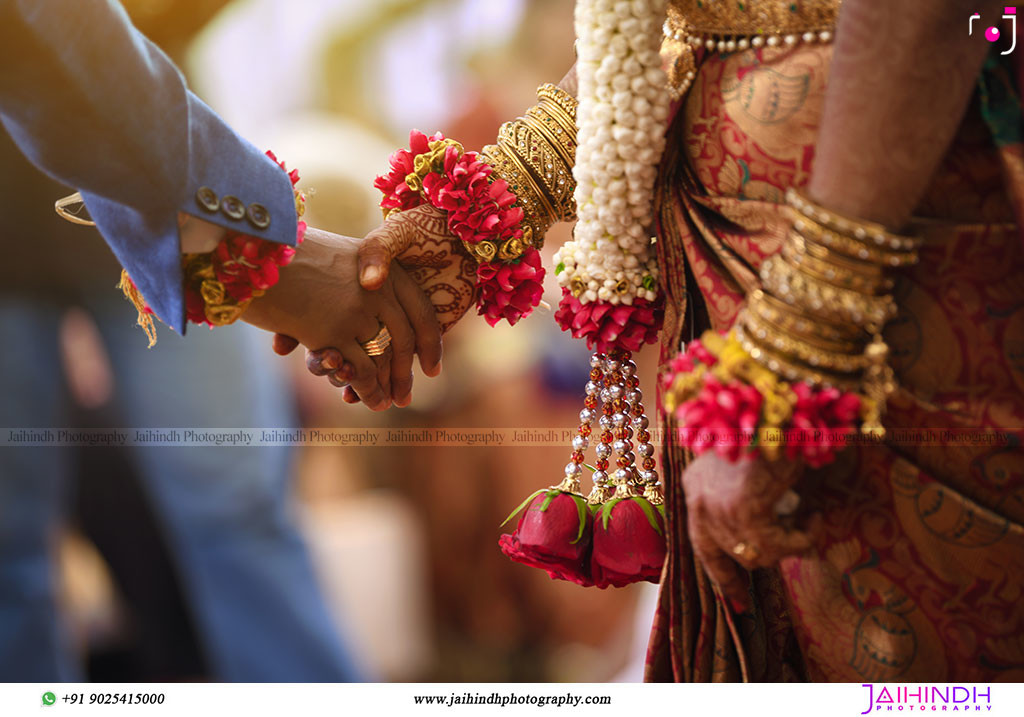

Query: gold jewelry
[496,120,560,221]
[781,241,892,295]
[360,324,392,357]
[481,143,554,245]
[536,83,577,127]
[739,308,871,374]
[667,0,840,53]
[506,115,576,220]
[735,323,861,391]
[760,254,896,331]
[787,188,920,253]
[793,215,918,268]
[747,289,862,346]
[731,541,761,561]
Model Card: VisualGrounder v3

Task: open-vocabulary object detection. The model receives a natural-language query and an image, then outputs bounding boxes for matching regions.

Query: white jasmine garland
[555,0,669,306]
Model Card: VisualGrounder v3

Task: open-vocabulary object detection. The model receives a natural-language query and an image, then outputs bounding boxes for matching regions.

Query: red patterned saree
[645,44,1024,682]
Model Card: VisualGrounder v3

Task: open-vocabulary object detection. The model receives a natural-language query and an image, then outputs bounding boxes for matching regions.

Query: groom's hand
[242,226,441,411]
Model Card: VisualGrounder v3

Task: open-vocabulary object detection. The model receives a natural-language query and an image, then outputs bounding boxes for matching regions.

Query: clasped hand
[241,225,442,411]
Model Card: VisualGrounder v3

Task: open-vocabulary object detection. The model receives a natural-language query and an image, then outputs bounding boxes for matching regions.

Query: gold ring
[360,325,392,357]
[732,542,760,561]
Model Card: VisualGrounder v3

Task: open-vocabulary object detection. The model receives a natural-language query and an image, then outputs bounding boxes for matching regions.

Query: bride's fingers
[341,385,361,403]
[390,265,442,378]
[358,220,413,290]
[377,304,416,407]
[272,333,300,356]
[374,349,392,407]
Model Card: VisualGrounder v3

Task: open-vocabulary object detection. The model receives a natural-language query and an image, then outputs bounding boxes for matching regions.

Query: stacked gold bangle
[478,83,578,259]
[735,188,921,435]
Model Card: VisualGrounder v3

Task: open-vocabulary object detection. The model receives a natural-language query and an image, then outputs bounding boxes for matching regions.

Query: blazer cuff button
[196,186,220,212]
[247,203,271,230]
[221,195,246,220]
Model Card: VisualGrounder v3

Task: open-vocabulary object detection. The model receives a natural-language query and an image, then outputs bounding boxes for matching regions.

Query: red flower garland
[375,130,545,327]
[554,288,664,354]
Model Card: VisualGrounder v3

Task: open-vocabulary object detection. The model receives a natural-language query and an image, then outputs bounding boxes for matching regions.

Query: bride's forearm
[556,62,577,99]
[808,0,1000,228]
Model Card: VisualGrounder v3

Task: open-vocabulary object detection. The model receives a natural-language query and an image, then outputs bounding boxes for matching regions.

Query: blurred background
[0,0,659,682]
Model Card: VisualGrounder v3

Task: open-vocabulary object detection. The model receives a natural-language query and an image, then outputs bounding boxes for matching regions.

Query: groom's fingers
[390,265,442,378]
[343,339,391,411]
[272,333,300,356]
[307,347,344,376]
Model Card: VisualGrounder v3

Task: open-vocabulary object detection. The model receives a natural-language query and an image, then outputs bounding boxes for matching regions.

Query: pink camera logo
[970,6,1018,54]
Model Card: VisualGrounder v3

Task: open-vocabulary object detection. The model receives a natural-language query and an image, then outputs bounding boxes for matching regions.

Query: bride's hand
[682,452,822,610]
[276,205,477,406]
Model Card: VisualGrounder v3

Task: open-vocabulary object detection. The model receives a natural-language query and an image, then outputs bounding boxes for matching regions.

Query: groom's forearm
[0,0,296,332]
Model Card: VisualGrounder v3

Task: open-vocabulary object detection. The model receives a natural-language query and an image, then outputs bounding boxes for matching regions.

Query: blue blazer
[0,0,297,333]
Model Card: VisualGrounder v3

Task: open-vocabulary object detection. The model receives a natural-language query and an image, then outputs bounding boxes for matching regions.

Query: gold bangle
[739,309,871,374]
[791,213,919,268]
[786,188,921,253]
[746,291,863,353]
[734,322,861,391]
[536,83,578,126]
[536,97,577,140]
[495,127,559,225]
[481,143,554,244]
[747,289,862,346]
[760,255,897,330]
[790,232,885,279]
[780,242,892,295]
[521,110,575,173]
[516,114,576,219]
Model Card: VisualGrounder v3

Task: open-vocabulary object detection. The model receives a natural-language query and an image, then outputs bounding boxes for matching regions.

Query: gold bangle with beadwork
[494,130,559,226]
[786,188,921,253]
[536,83,578,125]
[791,214,919,268]
[480,144,552,243]
[734,323,861,392]
[780,243,892,295]
[760,255,897,330]
[745,292,863,354]
[747,288,863,346]
[739,309,872,374]
[515,114,576,218]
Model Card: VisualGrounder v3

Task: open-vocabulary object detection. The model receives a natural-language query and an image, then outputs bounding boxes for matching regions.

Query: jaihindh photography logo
[860,684,993,713]
[970,7,1018,53]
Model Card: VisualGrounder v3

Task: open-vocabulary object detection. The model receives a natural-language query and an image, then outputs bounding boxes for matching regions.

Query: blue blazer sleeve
[0,0,297,333]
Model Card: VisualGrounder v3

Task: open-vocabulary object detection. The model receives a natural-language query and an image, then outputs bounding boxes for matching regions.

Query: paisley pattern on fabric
[645,39,1024,682]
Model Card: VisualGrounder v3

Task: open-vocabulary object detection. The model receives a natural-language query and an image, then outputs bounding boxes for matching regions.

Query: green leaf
[583,463,596,473]
[555,262,565,275]
[571,494,589,544]
[500,488,547,527]
[632,497,665,536]
[539,488,561,512]
[599,498,623,530]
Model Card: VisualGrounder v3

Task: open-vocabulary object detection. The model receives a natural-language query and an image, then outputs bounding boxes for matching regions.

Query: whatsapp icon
[42,692,56,706]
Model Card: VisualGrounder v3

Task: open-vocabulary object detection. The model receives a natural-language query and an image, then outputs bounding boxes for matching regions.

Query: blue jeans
[0,297,361,681]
